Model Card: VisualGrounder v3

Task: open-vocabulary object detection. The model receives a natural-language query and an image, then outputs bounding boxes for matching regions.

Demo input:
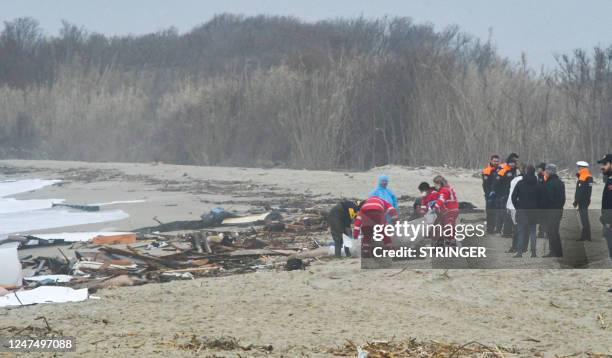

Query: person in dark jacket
[536,162,547,238]
[482,154,500,233]
[511,165,543,257]
[490,154,519,237]
[573,161,593,241]
[597,154,612,260]
[327,200,359,257]
[542,164,566,257]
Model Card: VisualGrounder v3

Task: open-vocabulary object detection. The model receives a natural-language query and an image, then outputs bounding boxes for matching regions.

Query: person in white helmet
[573,161,593,241]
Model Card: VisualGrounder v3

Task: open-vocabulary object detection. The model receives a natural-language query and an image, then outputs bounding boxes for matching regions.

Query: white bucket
[0,242,22,287]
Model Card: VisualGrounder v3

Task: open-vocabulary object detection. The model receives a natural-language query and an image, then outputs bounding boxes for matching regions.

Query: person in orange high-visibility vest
[482,154,500,233]
[490,153,519,237]
[573,161,593,241]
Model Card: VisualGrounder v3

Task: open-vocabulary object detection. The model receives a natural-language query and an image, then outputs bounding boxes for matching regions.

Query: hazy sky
[2,0,611,69]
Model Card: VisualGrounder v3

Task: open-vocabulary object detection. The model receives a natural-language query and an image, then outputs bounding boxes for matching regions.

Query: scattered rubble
[2,204,335,306]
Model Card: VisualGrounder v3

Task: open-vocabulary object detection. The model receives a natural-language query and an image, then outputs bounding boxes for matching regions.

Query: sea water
[0,179,129,238]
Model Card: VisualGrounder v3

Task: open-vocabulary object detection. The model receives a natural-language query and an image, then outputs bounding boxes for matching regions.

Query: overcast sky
[2,0,611,69]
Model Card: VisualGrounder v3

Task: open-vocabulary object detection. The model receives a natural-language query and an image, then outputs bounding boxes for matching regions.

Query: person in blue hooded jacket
[369,175,399,216]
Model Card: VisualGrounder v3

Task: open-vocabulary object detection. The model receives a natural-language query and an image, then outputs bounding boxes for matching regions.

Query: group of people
[326,152,612,261]
[482,153,612,259]
[327,174,460,258]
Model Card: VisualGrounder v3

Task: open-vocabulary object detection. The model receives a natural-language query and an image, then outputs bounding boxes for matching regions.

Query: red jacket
[352,196,398,238]
[435,185,459,211]
[419,189,439,214]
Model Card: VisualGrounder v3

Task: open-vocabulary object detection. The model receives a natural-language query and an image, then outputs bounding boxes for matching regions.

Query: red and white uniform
[353,196,397,257]
[434,185,459,244]
[419,189,439,216]
[434,185,459,211]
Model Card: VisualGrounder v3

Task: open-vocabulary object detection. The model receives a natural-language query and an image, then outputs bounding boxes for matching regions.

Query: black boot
[344,247,351,257]
[334,245,342,258]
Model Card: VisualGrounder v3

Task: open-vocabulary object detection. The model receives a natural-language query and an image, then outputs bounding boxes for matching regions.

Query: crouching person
[353,196,398,258]
[326,200,359,257]
[432,175,460,247]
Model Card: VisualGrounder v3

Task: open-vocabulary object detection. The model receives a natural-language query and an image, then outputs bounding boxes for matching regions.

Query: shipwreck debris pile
[0,207,332,307]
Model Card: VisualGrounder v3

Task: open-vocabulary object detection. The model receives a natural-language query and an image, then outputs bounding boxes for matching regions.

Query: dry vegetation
[0,15,610,169]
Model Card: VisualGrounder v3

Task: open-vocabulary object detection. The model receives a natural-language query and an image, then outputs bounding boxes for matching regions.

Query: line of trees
[0,15,610,169]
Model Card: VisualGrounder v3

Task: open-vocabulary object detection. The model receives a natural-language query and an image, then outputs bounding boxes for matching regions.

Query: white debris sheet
[0,286,89,307]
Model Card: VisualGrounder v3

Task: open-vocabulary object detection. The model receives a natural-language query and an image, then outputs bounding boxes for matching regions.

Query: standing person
[512,165,542,257]
[326,200,359,257]
[573,161,593,241]
[482,154,501,233]
[352,196,398,258]
[536,162,547,238]
[597,154,612,260]
[542,164,566,257]
[506,164,524,253]
[432,175,459,246]
[491,154,519,237]
[369,175,398,218]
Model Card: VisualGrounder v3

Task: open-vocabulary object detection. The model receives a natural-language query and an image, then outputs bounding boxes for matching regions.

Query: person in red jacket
[416,182,438,217]
[432,175,459,246]
[352,196,398,257]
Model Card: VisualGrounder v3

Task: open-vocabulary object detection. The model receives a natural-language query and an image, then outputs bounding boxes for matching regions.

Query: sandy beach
[0,160,610,356]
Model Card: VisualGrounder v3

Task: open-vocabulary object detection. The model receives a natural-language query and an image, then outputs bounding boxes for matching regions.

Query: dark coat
[574,175,593,207]
[602,175,612,225]
[543,174,566,210]
[327,201,358,229]
[511,175,543,224]
[492,166,516,198]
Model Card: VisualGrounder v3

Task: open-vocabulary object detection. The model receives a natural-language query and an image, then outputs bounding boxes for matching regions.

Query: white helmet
[576,161,589,167]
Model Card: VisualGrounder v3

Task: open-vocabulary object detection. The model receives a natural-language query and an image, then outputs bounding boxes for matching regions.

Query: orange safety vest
[482,165,496,175]
[497,163,511,177]
[577,167,592,181]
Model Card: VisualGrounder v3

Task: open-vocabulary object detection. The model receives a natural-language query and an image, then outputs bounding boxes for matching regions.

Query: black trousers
[546,209,563,257]
[494,197,507,233]
[495,196,513,236]
[577,205,591,241]
[485,196,496,232]
[327,215,349,257]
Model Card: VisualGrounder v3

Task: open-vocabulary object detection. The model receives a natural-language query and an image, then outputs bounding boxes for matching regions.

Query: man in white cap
[573,161,593,241]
